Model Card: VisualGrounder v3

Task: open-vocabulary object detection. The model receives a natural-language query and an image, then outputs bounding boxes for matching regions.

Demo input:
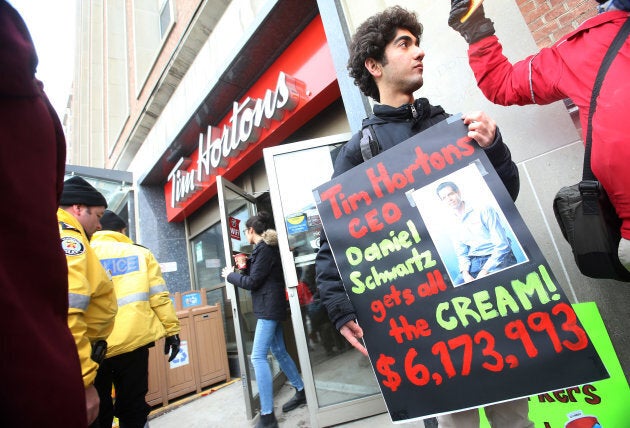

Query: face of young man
[438,186,463,212]
[75,205,105,238]
[379,28,425,102]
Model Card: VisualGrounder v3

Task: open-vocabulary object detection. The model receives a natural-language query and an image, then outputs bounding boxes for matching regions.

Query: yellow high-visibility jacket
[91,230,180,358]
[57,209,117,387]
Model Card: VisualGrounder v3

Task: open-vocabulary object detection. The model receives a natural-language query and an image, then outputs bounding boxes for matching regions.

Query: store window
[190,204,257,378]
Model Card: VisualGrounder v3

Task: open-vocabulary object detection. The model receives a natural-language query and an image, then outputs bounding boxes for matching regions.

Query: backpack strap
[582,15,630,182]
[359,125,381,161]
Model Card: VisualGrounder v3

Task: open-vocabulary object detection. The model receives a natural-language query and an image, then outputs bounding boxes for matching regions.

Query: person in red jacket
[448,0,630,272]
[0,1,87,426]
[91,210,180,428]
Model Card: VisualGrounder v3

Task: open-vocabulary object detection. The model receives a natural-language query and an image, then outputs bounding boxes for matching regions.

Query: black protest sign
[313,117,608,422]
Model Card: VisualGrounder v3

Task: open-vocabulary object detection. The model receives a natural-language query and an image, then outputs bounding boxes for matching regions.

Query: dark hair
[436,181,459,198]
[100,210,127,232]
[246,210,274,235]
[347,6,423,102]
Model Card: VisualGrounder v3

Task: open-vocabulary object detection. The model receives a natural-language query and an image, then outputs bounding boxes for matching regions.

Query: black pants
[93,345,151,428]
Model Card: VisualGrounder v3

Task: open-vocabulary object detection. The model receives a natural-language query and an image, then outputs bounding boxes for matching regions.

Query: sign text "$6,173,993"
[376,301,588,391]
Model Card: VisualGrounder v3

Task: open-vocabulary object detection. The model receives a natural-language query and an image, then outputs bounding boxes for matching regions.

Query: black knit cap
[100,210,127,231]
[60,176,108,208]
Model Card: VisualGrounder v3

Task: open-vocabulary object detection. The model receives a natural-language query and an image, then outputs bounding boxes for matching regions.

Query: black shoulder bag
[552,16,630,282]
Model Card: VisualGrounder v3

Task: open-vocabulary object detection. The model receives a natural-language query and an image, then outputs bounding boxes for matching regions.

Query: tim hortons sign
[162,15,339,222]
[167,71,303,209]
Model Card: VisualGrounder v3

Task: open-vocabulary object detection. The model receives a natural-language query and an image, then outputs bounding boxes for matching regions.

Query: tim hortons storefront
[137,8,386,427]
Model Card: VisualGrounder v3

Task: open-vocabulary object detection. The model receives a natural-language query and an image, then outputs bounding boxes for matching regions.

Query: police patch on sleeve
[61,236,85,256]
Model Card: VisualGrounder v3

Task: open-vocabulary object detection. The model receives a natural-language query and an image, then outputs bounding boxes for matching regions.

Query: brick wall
[516,0,598,48]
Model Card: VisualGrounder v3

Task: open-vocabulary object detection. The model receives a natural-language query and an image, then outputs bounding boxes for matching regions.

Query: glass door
[263,134,387,428]
[217,176,268,419]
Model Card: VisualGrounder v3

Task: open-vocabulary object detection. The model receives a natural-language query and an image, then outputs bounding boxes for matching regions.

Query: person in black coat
[222,211,306,428]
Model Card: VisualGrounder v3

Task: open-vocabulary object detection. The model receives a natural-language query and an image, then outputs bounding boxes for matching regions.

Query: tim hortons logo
[168,72,305,208]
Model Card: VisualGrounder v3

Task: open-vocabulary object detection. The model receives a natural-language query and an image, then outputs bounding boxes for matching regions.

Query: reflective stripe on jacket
[91,230,180,357]
[57,208,117,387]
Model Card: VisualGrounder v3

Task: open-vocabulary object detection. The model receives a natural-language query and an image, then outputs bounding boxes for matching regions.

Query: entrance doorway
[216,176,287,420]
[264,134,386,427]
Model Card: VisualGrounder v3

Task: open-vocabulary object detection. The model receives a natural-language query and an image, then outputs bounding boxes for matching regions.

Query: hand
[462,271,475,283]
[339,321,368,357]
[448,0,495,44]
[221,266,232,278]
[85,384,100,425]
[462,111,496,148]
[476,269,489,279]
[164,334,181,362]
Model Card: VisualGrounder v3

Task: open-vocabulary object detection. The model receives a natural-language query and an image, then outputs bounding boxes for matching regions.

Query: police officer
[58,176,118,425]
[91,210,180,428]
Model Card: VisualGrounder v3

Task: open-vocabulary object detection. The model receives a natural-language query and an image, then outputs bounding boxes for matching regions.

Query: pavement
[147,379,428,428]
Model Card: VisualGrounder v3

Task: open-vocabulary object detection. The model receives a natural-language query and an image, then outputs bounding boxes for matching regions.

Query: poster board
[480,301,630,427]
[313,117,608,422]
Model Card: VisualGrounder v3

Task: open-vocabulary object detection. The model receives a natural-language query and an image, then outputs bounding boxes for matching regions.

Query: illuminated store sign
[168,72,304,208]
[163,16,339,222]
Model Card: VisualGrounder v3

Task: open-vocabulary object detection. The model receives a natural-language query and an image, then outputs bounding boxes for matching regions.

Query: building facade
[70,1,627,426]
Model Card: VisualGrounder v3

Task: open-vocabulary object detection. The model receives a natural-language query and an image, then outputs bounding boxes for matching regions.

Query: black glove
[90,340,108,364]
[164,334,180,362]
[448,0,495,44]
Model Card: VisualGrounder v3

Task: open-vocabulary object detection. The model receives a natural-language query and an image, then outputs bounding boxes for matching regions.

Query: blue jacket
[316,98,520,330]
[227,229,288,321]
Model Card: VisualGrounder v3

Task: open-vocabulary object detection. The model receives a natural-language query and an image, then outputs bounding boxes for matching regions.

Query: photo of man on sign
[412,162,527,287]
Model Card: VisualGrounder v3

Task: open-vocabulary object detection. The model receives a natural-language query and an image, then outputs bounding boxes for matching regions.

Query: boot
[282,388,306,412]
[254,412,278,428]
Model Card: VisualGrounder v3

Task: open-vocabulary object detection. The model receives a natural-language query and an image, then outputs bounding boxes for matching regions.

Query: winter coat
[468,10,630,239]
[57,209,118,386]
[226,229,288,321]
[316,98,520,330]
[91,230,180,358]
[1,2,87,424]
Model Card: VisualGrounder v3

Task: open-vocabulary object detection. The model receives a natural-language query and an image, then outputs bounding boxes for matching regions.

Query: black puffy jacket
[226,229,288,321]
[316,98,520,330]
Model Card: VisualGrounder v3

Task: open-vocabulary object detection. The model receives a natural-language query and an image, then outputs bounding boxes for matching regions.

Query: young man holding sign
[315,6,530,427]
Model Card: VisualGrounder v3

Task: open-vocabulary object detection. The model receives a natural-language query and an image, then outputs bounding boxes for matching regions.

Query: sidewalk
[147,379,427,428]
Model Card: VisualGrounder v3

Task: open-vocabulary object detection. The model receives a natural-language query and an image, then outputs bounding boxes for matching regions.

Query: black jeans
[93,344,151,428]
